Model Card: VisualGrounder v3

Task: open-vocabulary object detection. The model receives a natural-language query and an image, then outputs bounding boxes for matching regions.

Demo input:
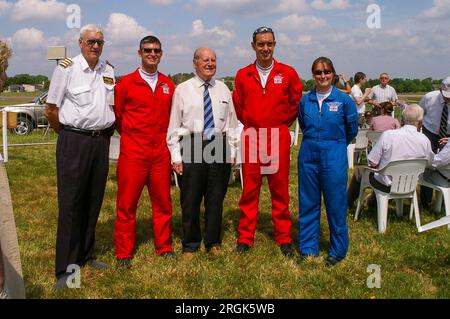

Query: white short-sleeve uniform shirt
[46,54,115,130]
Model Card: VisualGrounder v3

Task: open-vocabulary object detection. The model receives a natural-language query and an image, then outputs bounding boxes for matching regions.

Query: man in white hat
[419,76,450,208]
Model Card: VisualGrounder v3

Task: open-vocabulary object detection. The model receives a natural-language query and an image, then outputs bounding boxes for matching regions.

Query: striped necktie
[203,82,215,139]
[439,102,448,138]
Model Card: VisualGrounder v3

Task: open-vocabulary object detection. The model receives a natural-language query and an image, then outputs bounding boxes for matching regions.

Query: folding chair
[354,159,428,233]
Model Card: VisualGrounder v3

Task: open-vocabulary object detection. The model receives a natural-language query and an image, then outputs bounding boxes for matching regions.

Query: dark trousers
[421,126,440,207]
[178,134,231,252]
[55,130,110,278]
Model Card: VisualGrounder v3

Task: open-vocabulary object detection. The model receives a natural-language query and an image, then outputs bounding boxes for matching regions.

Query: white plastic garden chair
[354,158,428,233]
[347,129,369,169]
[417,165,450,232]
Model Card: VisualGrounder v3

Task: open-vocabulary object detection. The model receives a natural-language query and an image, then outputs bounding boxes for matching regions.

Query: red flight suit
[114,69,175,258]
[232,60,303,246]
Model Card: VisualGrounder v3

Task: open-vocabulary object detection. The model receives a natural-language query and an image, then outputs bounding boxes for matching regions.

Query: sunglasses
[85,39,105,46]
[253,26,273,38]
[314,70,333,76]
[142,48,162,54]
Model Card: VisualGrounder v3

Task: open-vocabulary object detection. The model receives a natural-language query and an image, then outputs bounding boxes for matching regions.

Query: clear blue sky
[1,0,449,80]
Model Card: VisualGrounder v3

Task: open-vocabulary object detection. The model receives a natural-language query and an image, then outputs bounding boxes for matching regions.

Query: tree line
[5,74,50,89]
[169,73,443,93]
[302,77,443,94]
[4,73,445,94]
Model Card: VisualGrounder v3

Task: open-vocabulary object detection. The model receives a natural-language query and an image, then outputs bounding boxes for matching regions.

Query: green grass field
[0,92,38,106]
[4,140,450,299]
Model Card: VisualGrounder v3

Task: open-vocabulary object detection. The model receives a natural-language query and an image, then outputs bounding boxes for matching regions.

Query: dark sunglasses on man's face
[314,70,333,76]
[142,48,162,54]
[85,39,105,46]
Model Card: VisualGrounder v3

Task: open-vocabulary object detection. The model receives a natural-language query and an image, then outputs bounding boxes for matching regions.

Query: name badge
[274,75,283,84]
[103,76,114,85]
[162,83,170,95]
[327,102,342,112]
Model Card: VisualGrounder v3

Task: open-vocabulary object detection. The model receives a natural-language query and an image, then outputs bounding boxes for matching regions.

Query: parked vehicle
[1,91,48,135]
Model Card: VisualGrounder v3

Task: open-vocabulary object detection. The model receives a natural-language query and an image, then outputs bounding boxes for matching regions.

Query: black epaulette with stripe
[59,58,73,69]
[106,60,115,68]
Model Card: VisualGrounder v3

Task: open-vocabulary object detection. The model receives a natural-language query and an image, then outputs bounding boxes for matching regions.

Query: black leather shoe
[325,256,344,267]
[280,243,295,258]
[236,243,251,253]
[117,258,132,269]
[87,259,108,270]
[160,251,176,258]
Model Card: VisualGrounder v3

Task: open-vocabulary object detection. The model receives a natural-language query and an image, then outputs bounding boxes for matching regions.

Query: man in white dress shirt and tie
[167,48,238,259]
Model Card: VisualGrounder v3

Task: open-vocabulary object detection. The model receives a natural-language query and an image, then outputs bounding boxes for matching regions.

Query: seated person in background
[371,102,401,132]
[422,137,450,187]
[360,110,373,129]
[347,104,433,207]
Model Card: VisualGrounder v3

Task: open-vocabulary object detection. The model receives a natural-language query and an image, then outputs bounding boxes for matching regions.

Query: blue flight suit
[298,86,358,259]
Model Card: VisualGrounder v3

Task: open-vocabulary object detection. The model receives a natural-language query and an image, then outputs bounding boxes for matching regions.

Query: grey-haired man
[45,24,115,289]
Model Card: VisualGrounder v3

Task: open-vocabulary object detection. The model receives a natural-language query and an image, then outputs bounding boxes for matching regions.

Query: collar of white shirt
[78,54,104,72]
[194,75,216,88]
[402,124,418,132]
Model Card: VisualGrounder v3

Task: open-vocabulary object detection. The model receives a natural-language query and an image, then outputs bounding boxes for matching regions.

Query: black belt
[62,125,114,137]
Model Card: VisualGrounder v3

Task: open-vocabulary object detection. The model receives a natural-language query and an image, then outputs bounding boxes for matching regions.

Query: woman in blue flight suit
[298,57,358,266]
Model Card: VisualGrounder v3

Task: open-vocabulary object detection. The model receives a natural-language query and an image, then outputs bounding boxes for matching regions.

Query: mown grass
[4,139,450,299]
[0,92,39,106]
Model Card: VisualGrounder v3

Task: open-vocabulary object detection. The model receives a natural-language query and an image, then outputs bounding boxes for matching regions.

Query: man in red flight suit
[114,36,175,268]
[233,27,303,257]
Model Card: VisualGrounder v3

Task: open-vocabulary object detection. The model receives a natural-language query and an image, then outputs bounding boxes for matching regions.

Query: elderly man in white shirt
[368,72,399,116]
[44,24,115,289]
[167,47,238,259]
[347,104,433,206]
